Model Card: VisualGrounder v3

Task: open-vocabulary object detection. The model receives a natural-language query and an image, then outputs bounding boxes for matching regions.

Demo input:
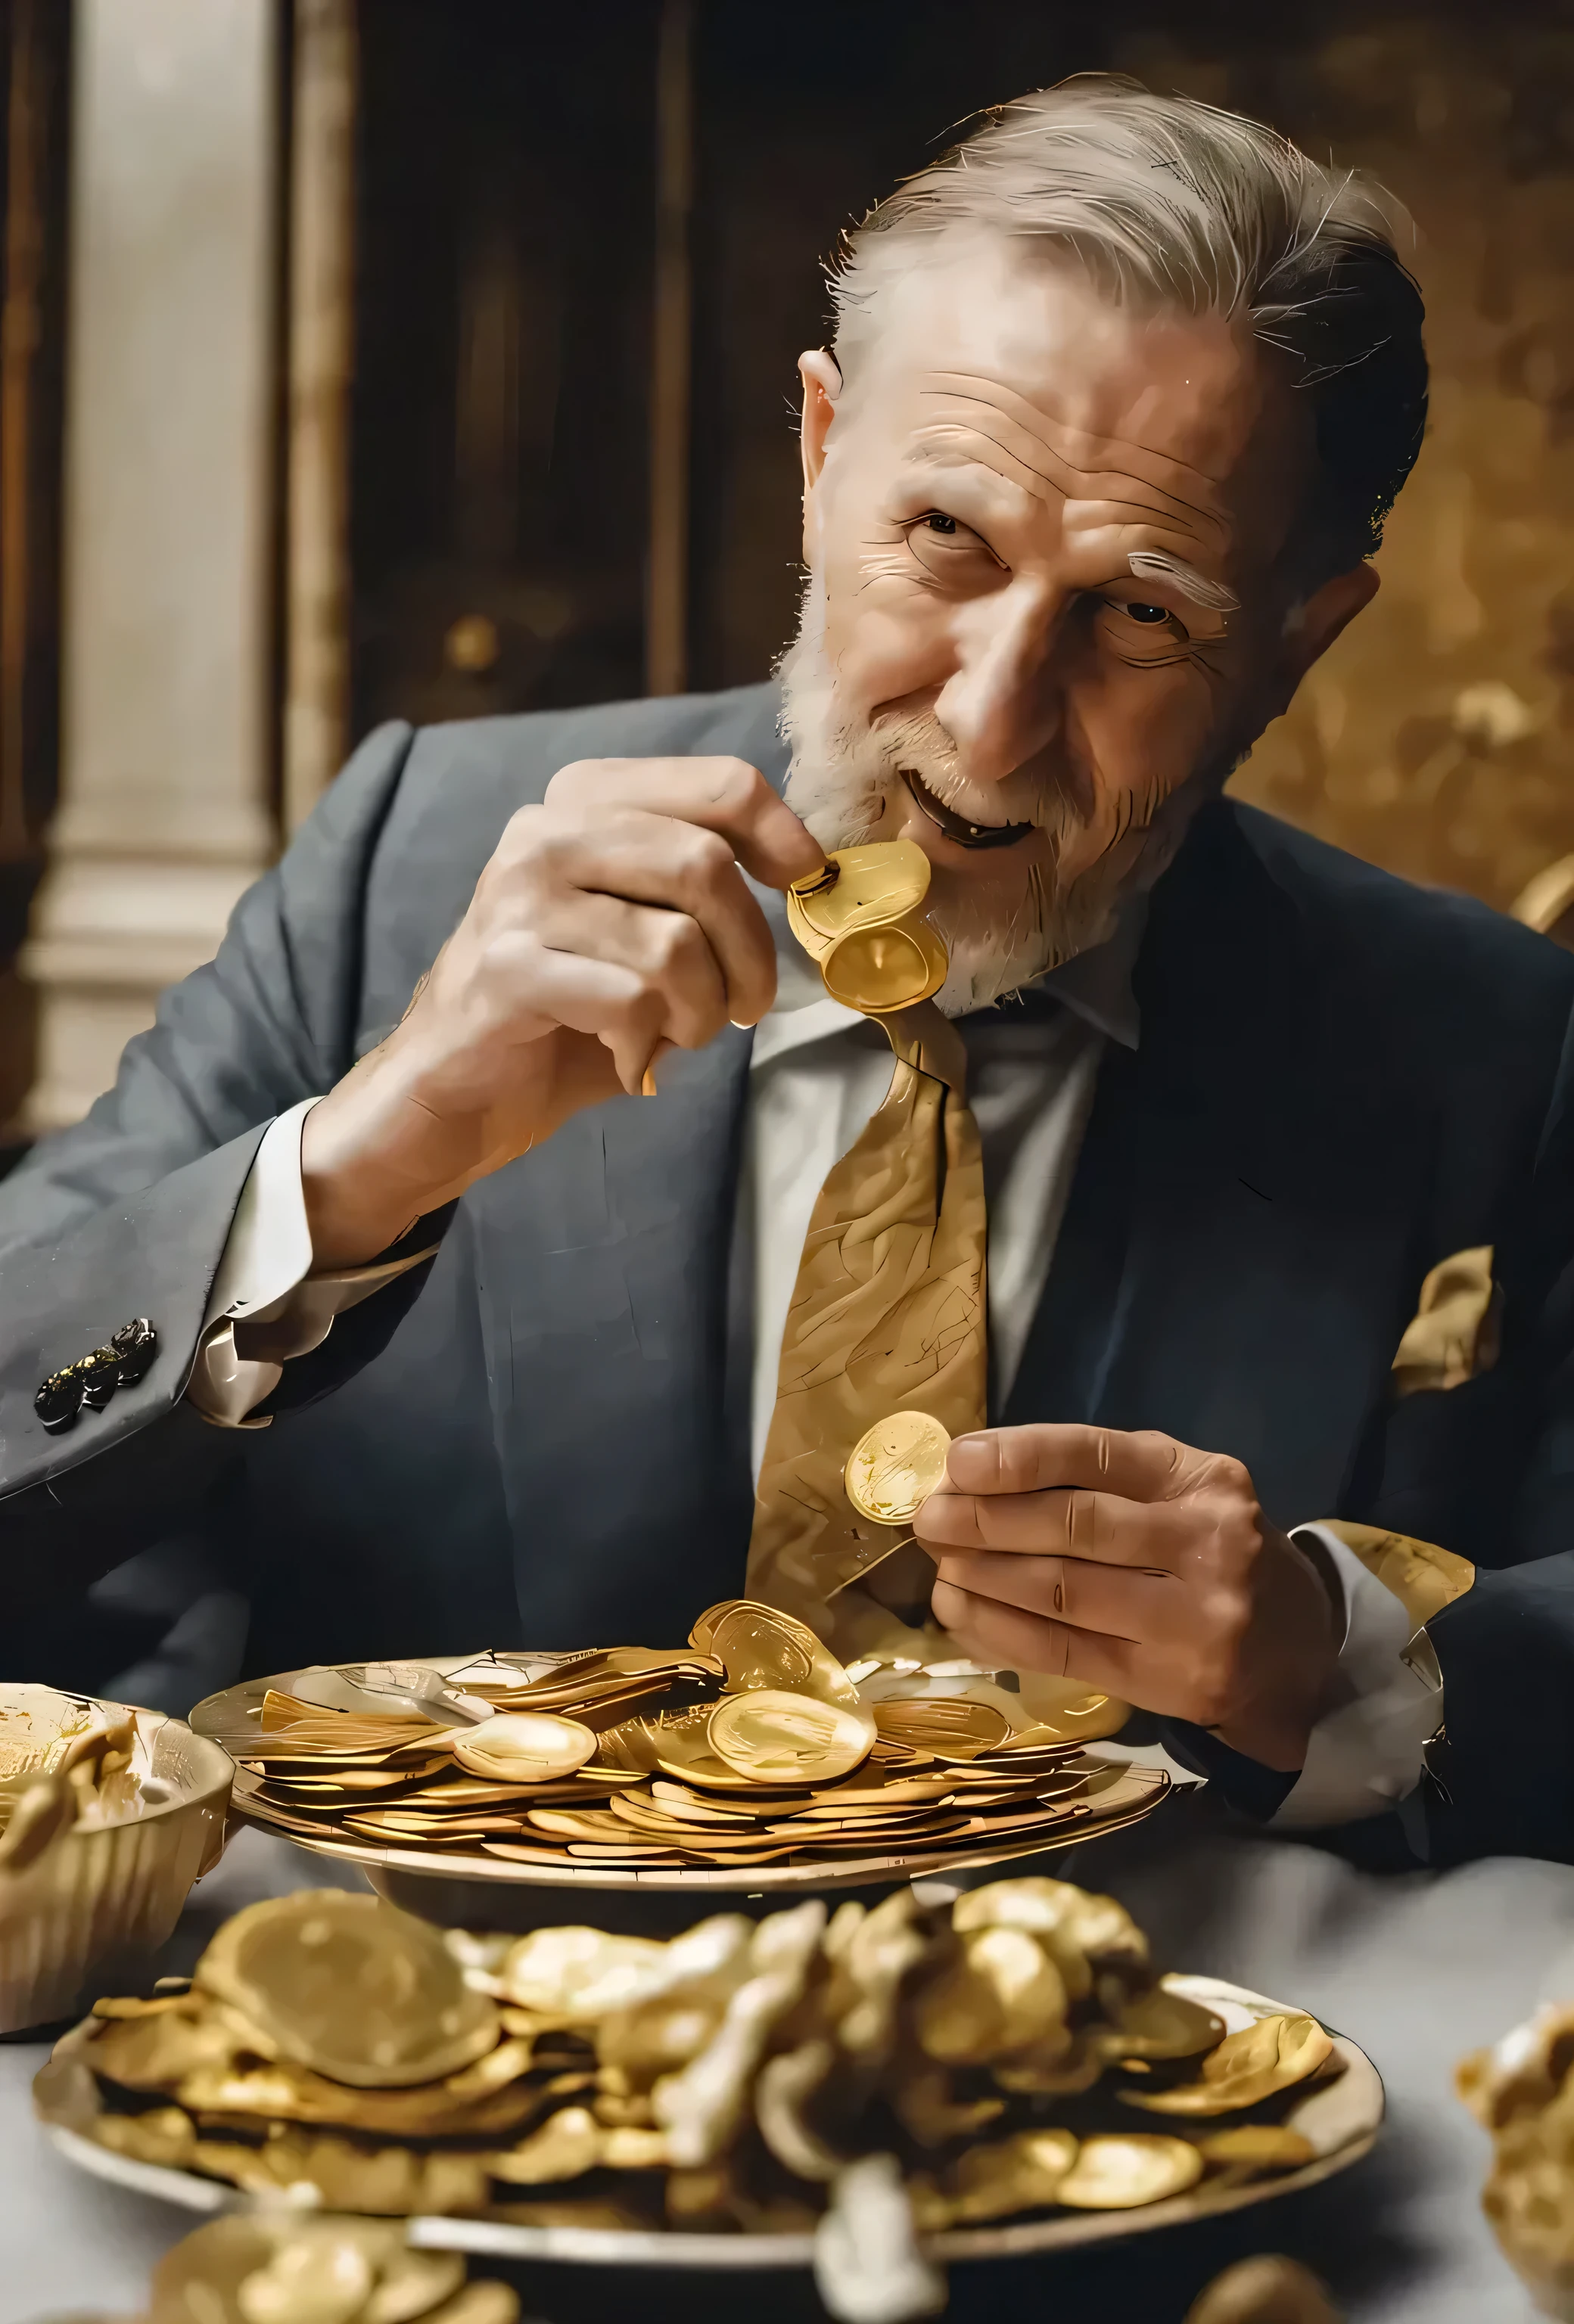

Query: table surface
[2,1794,1567,2324]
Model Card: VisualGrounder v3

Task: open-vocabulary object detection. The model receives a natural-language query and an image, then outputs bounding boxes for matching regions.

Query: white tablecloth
[2,1796,1567,2322]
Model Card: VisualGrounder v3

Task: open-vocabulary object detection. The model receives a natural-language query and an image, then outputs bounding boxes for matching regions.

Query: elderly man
[3,78,1572,1866]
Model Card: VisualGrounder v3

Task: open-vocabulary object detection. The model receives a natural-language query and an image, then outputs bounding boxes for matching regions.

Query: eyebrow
[1127,548,1239,614]
[904,427,1242,614]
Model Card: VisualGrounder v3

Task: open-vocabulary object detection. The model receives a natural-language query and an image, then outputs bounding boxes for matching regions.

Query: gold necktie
[744,1001,988,1661]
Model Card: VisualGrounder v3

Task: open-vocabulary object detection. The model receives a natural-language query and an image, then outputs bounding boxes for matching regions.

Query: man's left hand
[915,1423,1341,1772]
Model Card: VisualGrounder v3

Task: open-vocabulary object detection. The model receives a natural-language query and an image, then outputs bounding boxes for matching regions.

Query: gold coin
[1121,2012,1335,2117]
[706,1690,874,1785]
[1195,2124,1317,2173]
[231,2226,375,2324]
[786,839,948,1014]
[1054,2132,1204,2209]
[789,839,931,934]
[873,1697,1012,1753]
[914,1925,1070,2066]
[146,2219,442,2324]
[821,923,949,1014]
[695,1599,863,1710]
[1183,2257,1338,2324]
[845,1412,951,1526]
[697,1601,814,1690]
[192,1892,500,2089]
[1100,1984,1226,2062]
[450,1713,598,1782]
[913,2127,1079,2228]
[498,1926,670,2020]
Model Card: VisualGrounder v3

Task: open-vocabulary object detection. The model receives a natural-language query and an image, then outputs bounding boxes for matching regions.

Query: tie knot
[881,1000,969,1095]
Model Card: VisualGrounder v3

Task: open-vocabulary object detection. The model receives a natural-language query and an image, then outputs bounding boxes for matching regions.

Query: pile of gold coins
[1459,1999,1574,2319]
[207,1602,1161,1874]
[37,1878,1342,2236]
[0,1685,143,1874]
[126,2216,517,2324]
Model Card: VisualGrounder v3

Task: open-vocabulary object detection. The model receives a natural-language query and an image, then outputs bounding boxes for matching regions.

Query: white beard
[776,580,1170,1015]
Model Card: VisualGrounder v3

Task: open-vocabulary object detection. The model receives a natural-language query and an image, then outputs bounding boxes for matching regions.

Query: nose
[933,579,1065,788]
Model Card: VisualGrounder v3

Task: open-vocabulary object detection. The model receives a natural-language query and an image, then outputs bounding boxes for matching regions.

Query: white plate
[39,1976,1382,2267]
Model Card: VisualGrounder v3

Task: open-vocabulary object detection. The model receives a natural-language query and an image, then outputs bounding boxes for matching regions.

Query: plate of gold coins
[190,1602,1167,1895]
[33,1880,1380,2285]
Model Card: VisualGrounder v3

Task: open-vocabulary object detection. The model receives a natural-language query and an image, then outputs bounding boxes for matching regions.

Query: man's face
[782,238,1373,1009]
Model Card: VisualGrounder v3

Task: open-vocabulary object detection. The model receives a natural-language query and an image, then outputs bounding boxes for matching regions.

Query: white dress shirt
[186,909,1441,1827]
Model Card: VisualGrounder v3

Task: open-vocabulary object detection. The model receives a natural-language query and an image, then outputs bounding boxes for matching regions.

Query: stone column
[20,0,279,1131]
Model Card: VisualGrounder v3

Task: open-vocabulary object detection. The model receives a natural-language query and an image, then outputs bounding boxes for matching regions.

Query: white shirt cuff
[188,1098,437,1429]
[1269,1522,1442,1829]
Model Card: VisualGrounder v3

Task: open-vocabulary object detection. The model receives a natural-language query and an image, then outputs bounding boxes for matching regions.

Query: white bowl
[0,1701,233,2032]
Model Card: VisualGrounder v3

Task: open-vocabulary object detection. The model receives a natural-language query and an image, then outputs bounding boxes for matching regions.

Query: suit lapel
[470,1030,756,1645]
[469,687,790,1645]
[1011,804,1428,1528]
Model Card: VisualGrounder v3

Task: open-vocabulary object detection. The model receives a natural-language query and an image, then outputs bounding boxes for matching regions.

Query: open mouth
[901,769,1034,852]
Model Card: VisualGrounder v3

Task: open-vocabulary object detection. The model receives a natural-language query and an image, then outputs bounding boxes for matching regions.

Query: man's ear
[798,349,841,497]
[1280,561,1380,691]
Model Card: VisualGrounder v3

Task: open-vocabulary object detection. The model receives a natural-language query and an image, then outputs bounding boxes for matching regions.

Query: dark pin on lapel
[35,1318,158,1434]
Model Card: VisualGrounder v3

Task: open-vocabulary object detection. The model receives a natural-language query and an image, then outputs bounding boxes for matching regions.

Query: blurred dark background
[348,0,1574,927]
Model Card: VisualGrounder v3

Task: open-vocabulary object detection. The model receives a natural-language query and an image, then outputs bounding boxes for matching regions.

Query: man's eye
[904,509,1003,583]
[1123,601,1169,624]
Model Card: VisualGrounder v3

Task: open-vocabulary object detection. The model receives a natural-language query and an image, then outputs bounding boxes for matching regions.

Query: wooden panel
[0,0,67,1129]
[0,0,66,862]
[350,0,660,736]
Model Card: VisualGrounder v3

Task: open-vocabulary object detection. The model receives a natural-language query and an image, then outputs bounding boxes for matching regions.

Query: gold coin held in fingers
[821,922,949,1014]
[845,1410,952,1526]
[786,838,949,1014]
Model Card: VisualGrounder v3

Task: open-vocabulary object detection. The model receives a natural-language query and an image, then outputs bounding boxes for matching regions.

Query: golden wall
[1120,15,1574,910]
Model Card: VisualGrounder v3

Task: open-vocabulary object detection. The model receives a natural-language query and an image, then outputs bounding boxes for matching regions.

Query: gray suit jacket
[5,682,1574,1866]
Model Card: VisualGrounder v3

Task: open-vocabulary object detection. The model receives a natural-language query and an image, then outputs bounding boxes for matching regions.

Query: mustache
[868,710,1072,835]
[866,710,1168,860]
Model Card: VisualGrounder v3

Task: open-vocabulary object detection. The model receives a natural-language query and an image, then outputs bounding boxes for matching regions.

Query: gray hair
[829,76,1429,578]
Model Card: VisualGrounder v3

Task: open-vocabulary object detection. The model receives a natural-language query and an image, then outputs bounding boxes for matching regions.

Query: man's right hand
[300,757,823,1268]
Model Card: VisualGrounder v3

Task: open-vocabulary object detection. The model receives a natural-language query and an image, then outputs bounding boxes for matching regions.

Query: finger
[931,1548,1179,1642]
[524,889,729,1054]
[930,1577,1140,1701]
[544,757,825,890]
[485,934,670,1098]
[944,1422,1215,1507]
[915,1484,1194,1573]
[509,807,781,1028]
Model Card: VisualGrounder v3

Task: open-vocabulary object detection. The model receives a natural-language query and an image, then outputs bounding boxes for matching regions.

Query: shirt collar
[747,879,1145,1073]
[1007,891,1145,1049]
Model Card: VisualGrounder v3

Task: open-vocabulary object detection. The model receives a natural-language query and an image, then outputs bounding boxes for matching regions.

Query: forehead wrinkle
[914,418,1213,544]
[914,400,1229,561]
[904,433,1049,514]
[919,370,1233,532]
[921,369,1234,499]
